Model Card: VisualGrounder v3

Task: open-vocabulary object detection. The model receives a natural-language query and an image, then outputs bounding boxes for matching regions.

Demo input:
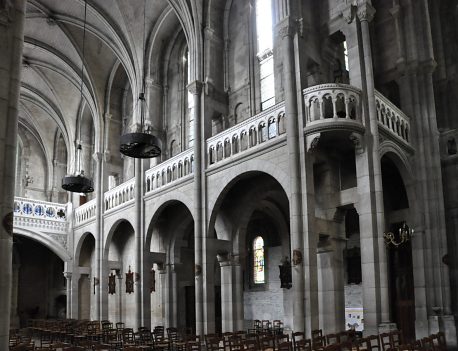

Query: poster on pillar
[150,269,155,293]
[126,267,134,294]
[108,273,116,294]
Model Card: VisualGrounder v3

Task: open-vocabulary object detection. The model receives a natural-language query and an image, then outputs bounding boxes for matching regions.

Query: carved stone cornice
[357,2,376,22]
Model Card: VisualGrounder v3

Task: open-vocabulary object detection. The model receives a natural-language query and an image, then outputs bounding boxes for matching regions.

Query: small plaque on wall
[126,266,134,294]
[108,273,116,295]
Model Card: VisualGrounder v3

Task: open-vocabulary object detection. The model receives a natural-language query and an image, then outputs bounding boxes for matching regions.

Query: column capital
[92,151,103,162]
[276,16,299,39]
[187,80,203,95]
[63,272,72,279]
[357,2,376,22]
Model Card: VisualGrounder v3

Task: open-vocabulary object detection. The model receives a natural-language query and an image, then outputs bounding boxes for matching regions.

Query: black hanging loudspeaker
[119,93,161,159]
[62,172,94,193]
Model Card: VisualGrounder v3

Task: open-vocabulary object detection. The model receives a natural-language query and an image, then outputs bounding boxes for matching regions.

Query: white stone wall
[243,246,290,327]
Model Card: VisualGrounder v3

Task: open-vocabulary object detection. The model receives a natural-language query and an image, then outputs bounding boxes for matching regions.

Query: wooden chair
[326,334,339,346]
[411,340,423,351]
[272,321,284,336]
[186,340,201,351]
[261,321,271,335]
[244,339,260,351]
[259,335,275,351]
[228,335,244,351]
[277,342,292,351]
[421,337,435,351]
[276,334,290,350]
[433,332,446,351]
[390,331,403,349]
[312,330,323,342]
[312,336,326,351]
[366,335,381,351]
[295,339,312,351]
[206,336,224,351]
[380,333,393,351]
[292,332,305,351]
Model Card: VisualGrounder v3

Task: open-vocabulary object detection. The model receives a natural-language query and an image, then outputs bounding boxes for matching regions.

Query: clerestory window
[256,0,275,110]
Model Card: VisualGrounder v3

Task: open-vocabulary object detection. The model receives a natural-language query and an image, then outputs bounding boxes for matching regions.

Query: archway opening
[12,235,65,327]
[209,171,290,332]
[107,220,135,326]
[78,233,96,320]
[147,201,195,330]
[381,155,414,341]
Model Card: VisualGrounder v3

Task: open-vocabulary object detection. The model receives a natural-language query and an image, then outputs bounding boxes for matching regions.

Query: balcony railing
[303,83,363,129]
[104,177,135,212]
[375,90,410,145]
[206,102,286,166]
[145,148,194,193]
[13,197,68,233]
[74,198,96,225]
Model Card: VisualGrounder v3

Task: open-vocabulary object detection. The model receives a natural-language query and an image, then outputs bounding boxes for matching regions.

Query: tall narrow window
[253,236,265,284]
[187,50,195,146]
[343,40,349,71]
[256,0,275,110]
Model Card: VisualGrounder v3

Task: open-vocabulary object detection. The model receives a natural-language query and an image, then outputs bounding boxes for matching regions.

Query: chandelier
[119,0,161,159]
[62,0,94,194]
[383,222,413,248]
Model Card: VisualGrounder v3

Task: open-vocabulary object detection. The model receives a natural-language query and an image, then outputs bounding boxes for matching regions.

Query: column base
[378,322,398,333]
[10,314,19,329]
[429,315,457,348]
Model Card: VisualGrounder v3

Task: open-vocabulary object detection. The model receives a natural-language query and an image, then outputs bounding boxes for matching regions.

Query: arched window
[253,236,265,284]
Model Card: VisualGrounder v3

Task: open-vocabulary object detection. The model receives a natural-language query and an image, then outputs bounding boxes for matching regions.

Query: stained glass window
[253,236,265,284]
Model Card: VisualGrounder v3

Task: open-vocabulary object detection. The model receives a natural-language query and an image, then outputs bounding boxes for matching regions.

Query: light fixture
[62,0,94,194]
[383,222,413,247]
[120,0,161,159]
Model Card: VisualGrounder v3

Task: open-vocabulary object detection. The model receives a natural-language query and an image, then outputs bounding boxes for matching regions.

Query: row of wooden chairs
[248,320,284,336]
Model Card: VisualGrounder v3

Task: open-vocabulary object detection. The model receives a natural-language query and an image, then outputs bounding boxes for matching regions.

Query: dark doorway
[388,223,415,342]
[185,286,196,332]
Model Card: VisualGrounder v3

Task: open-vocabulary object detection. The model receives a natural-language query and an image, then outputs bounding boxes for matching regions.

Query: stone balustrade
[13,197,68,233]
[104,178,135,212]
[74,198,96,225]
[206,102,286,166]
[375,90,410,145]
[303,83,363,126]
[145,148,194,193]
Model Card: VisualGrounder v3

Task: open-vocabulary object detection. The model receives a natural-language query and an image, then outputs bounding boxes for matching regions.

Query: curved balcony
[375,90,410,146]
[303,83,365,136]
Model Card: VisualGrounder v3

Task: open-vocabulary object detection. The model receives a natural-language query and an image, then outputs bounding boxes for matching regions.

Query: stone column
[188,80,204,335]
[10,264,20,328]
[158,266,167,326]
[233,256,244,331]
[218,253,235,332]
[134,157,144,330]
[317,238,346,334]
[93,152,106,320]
[357,3,391,327]
[64,272,72,319]
[117,272,123,323]
[0,0,26,348]
[70,271,80,319]
[276,15,309,335]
